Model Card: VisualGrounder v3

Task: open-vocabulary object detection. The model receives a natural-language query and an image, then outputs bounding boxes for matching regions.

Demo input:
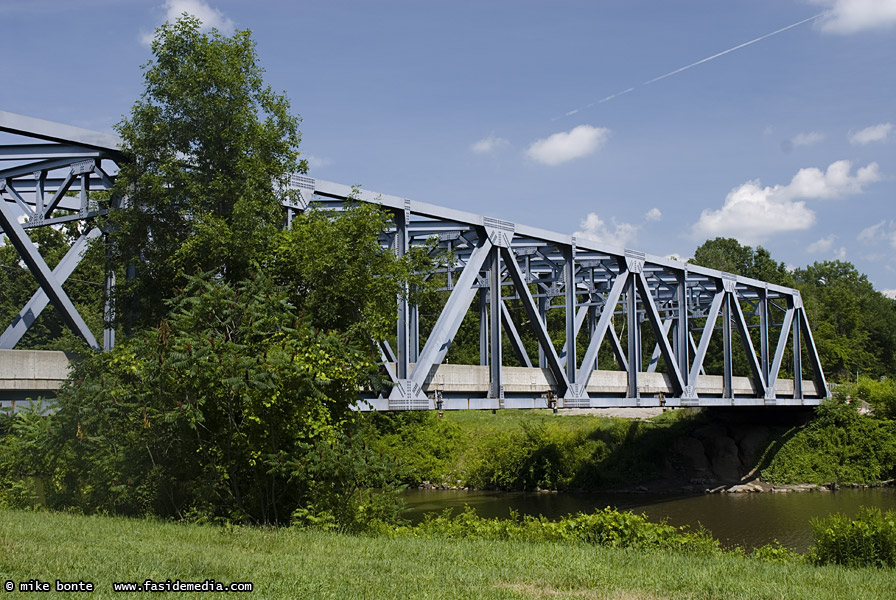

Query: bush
[751,540,801,564]
[403,506,719,555]
[361,412,464,485]
[762,397,896,485]
[809,507,896,568]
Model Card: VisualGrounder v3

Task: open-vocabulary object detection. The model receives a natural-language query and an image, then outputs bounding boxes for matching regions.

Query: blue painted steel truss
[0,111,829,409]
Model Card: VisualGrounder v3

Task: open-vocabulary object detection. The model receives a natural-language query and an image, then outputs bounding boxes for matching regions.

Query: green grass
[2,508,894,599]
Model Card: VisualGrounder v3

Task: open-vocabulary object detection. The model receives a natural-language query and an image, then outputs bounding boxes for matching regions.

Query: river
[402,488,896,552]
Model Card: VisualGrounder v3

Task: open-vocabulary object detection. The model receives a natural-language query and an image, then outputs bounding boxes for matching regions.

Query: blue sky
[3,0,894,293]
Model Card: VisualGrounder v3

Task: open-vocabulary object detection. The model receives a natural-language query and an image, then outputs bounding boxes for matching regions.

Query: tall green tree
[691,237,794,287]
[0,19,438,526]
[794,261,896,380]
[110,15,304,329]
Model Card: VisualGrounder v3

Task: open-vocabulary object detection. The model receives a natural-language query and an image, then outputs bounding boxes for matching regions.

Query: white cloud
[792,131,825,147]
[142,0,235,44]
[882,289,896,300]
[807,235,836,253]
[306,155,331,170]
[858,220,896,248]
[645,208,662,222]
[850,122,893,145]
[813,0,896,34]
[470,134,510,154]
[784,160,880,200]
[526,125,610,166]
[692,160,881,244]
[574,212,639,248]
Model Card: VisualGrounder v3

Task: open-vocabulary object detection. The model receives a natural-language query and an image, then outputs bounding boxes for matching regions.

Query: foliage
[692,237,795,287]
[362,409,704,491]
[751,540,802,564]
[762,396,896,485]
[273,201,439,343]
[285,432,408,533]
[838,375,896,419]
[0,403,52,508]
[361,411,464,485]
[0,20,442,528]
[109,15,303,329]
[794,261,896,380]
[809,507,896,568]
[464,421,593,491]
[18,272,390,525]
[401,506,720,554]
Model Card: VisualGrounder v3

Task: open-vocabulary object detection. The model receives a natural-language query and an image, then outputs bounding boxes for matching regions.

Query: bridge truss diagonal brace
[500,299,533,368]
[393,236,494,401]
[576,271,629,389]
[797,306,830,398]
[500,246,572,398]
[634,271,685,397]
[729,292,768,397]
[767,306,795,397]
[0,227,102,349]
[0,199,99,350]
[685,289,725,400]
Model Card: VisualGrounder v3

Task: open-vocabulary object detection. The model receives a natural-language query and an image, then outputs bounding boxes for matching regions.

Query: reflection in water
[401,488,896,551]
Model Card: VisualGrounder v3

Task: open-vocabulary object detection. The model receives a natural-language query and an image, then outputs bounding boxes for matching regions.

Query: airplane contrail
[554,13,823,120]
[643,13,823,85]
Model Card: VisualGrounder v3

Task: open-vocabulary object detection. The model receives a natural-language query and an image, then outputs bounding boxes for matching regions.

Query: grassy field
[1,508,894,599]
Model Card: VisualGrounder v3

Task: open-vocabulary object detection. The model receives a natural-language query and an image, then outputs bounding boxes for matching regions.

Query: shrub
[751,540,801,564]
[762,397,896,485]
[809,507,896,568]
[404,506,719,555]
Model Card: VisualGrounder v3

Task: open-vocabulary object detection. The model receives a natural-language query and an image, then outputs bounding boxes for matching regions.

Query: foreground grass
[2,508,894,599]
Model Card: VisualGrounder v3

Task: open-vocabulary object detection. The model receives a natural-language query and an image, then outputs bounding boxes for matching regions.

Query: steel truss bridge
[0,111,829,411]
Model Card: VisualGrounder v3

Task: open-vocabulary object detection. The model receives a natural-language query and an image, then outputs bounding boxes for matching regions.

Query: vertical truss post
[103,266,115,351]
[793,296,803,400]
[394,206,410,380]
[759,287,771,398]
[537,288,548,369]
[626,277,640,400]
[488,246,503,400]
[722,293,733,399]
[479,287,489,367]
[410,304,419,364]
[676,270,689,389]
[563,243,577,386]
[588,303,598,371]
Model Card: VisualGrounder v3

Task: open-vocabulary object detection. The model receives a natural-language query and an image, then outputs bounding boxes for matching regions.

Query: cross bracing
[0,110,829,410]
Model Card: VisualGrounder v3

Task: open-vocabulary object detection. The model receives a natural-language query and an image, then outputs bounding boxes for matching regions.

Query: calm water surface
[402,488,896,552]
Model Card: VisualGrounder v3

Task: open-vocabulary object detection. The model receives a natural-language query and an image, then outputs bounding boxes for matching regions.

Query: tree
[794,261,896,380]
[0,19,438,526]
[691,237,794,287]
[109,15,304,329]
